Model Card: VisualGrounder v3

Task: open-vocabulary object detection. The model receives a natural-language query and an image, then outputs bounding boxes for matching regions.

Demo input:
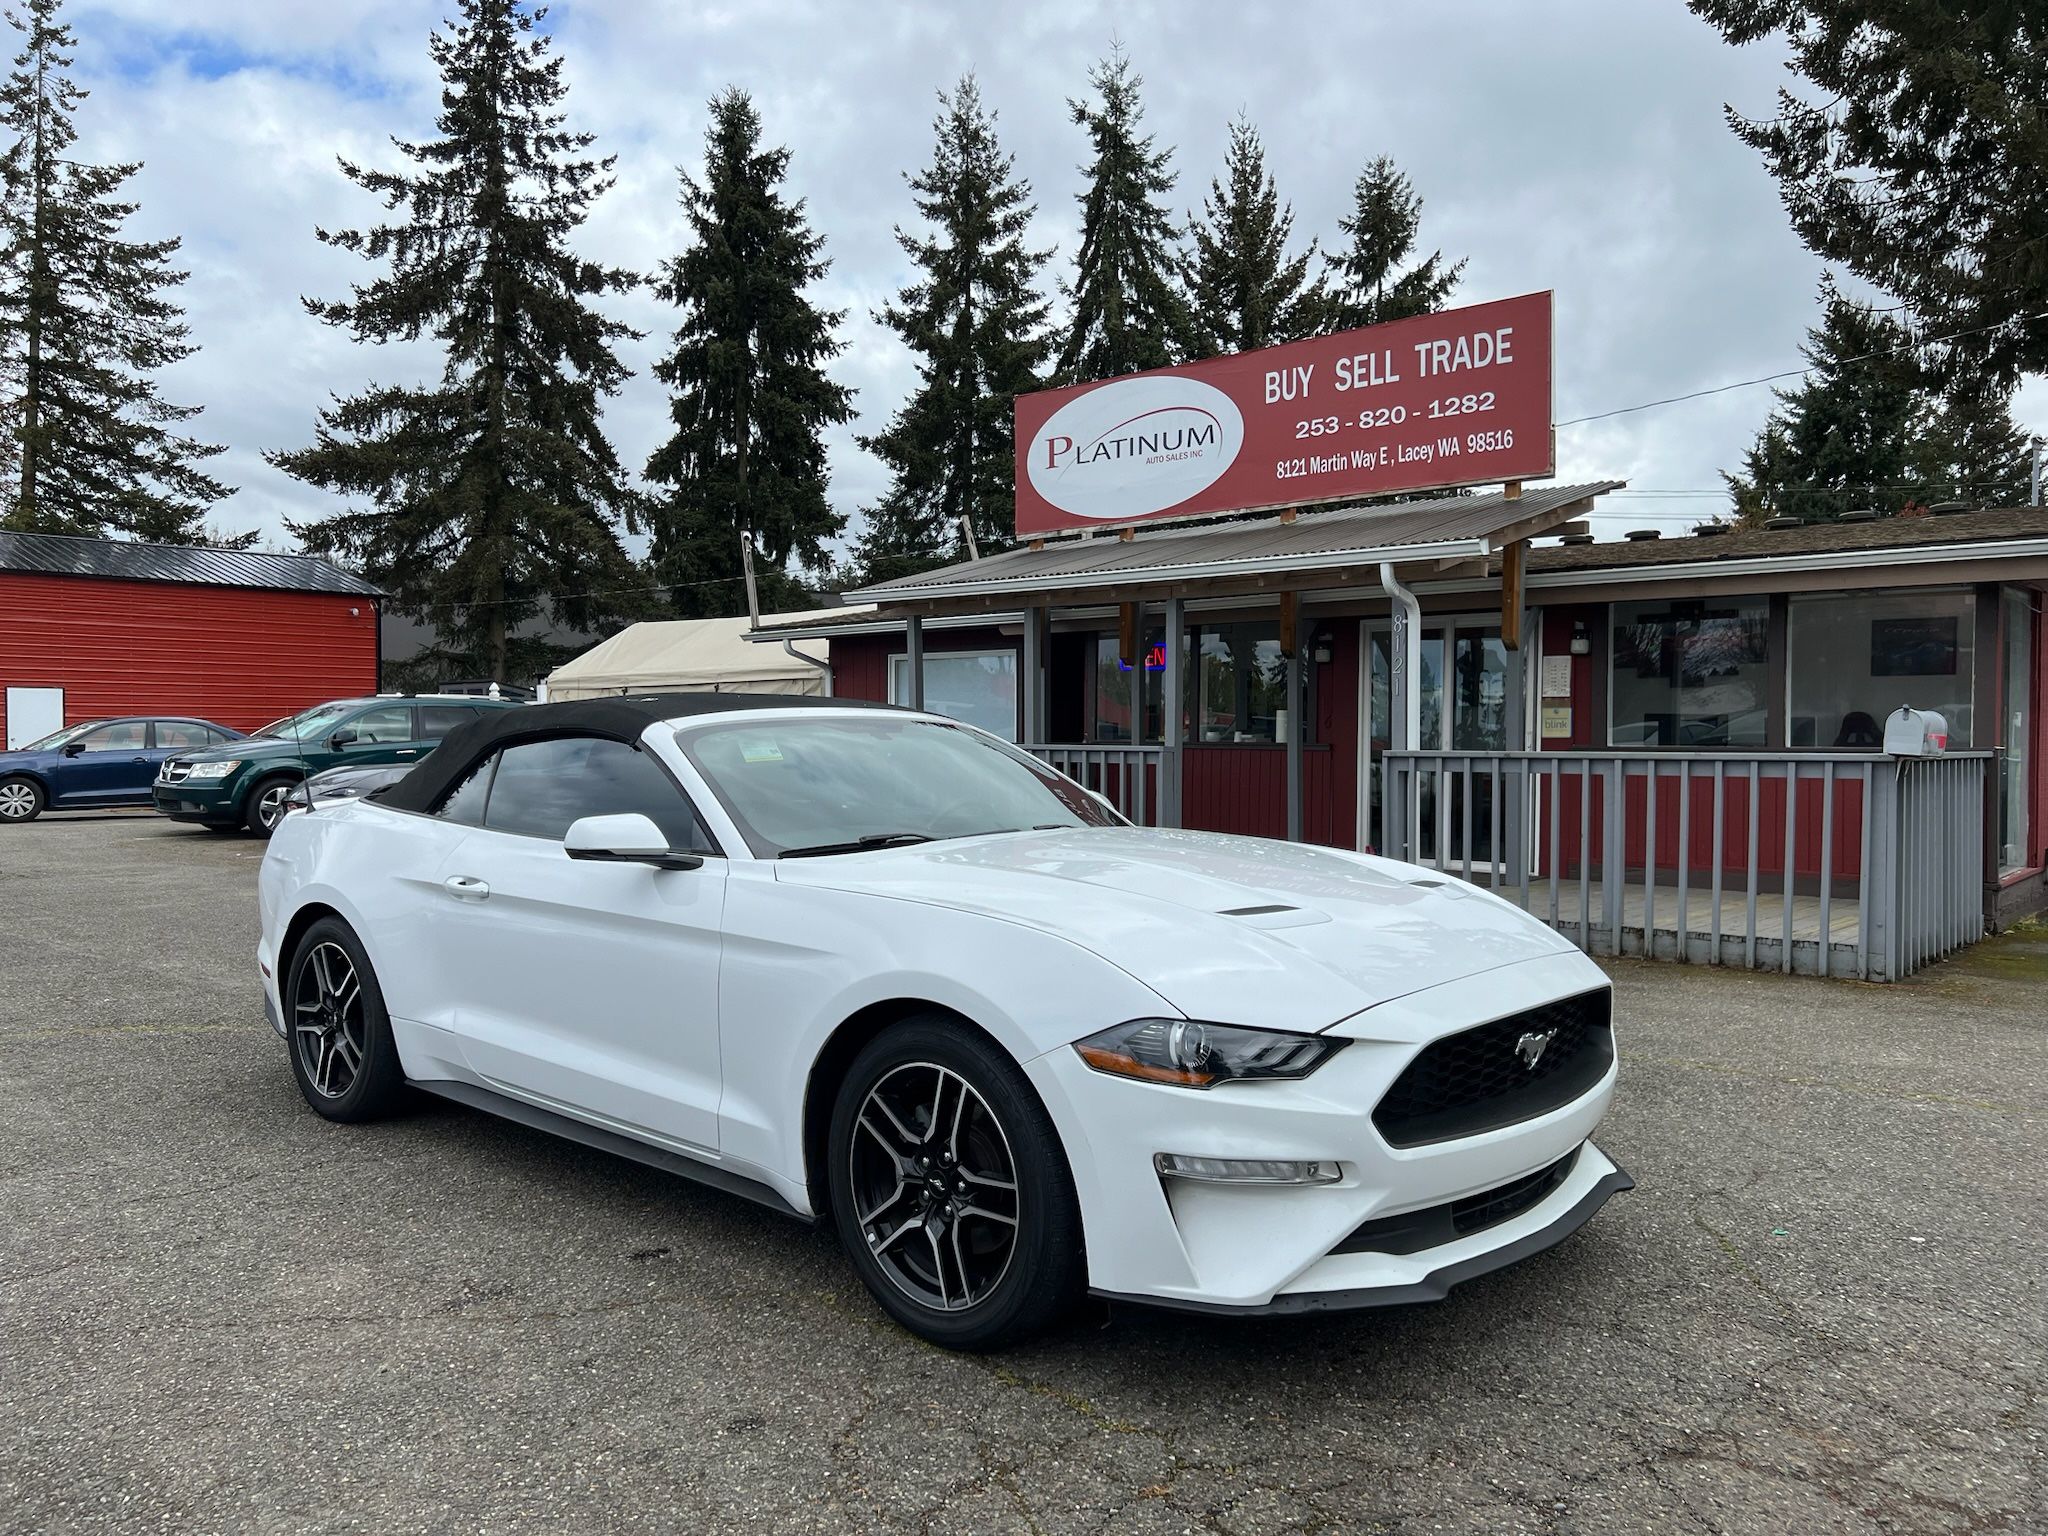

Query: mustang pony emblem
[1515,1028,1558,1070]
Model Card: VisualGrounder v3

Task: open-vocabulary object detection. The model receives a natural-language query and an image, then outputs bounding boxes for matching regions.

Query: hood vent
[1218,903,1298,917]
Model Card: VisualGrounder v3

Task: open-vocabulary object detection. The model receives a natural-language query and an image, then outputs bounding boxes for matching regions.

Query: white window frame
[887,648,1021,742]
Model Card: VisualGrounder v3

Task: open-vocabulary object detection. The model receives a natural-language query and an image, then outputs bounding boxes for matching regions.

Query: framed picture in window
[1871,616,1958,677]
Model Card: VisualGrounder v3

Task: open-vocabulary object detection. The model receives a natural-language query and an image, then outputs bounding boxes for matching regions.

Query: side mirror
[328,729,358,750]
[61,741,87,757]
[563,813,702,871]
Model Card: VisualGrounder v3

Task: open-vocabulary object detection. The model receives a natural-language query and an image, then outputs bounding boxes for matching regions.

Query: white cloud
[51,0,2031,554]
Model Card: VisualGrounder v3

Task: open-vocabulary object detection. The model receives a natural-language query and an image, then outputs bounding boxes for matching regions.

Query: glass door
[1367,619,1511,864]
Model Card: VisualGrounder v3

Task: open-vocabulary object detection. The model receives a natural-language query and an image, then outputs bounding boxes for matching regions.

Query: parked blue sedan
[0,716,246,822]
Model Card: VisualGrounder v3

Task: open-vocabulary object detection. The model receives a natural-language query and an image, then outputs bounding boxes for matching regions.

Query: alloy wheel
[848,1062,1020,1312]
[0,782,35,819]
[256,782,292,831]
[293,941,365,1099]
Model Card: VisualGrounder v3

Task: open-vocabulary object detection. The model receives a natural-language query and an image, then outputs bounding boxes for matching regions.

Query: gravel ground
[0,812,2041,1535]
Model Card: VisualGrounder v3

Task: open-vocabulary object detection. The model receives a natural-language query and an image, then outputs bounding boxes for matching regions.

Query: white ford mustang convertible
[257,694,1629,1349]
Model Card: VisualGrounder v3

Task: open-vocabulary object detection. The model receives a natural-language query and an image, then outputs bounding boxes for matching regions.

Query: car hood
[176,734,297,763]
[774,827,1579,1032]
[0,748,54,770]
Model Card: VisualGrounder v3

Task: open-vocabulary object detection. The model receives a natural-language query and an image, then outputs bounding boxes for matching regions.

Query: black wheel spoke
[848,1060,1020,1314]
[295,942,364,1100]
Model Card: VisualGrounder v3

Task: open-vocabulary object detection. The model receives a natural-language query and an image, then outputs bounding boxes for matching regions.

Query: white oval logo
[1026,375,1242,521]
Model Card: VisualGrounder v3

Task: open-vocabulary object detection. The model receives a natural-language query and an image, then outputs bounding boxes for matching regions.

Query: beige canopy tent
[542,608,869,701]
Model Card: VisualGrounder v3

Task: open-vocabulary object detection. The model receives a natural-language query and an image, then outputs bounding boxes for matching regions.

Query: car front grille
[160,761,191,783]
[1371,989,1613,1148]
[1333,1147,1581,1256]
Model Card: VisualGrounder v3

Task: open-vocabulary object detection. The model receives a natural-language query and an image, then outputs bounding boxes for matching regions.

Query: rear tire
[285,917,405,1123]
[827,1016,1085,1351]
[0,776,43,823]
[244,775,296,836]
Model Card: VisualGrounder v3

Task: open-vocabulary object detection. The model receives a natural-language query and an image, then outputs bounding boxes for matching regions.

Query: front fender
[713,874,1175,1201]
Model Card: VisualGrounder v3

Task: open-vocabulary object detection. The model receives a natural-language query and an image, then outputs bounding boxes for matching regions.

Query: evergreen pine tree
[1054,48,1188,384]
[1325,156,1464,330]
[268,0,642,684]
[852,77,1052,586]
[1723,291,1924,524]
[1910,363,2032,509]
[646,88,853,619]
[1182,114,1324,360]
[1691,1,2048,385]
[0,0,234,543]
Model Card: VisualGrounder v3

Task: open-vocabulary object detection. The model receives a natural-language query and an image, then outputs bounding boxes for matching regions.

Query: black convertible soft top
[377,691,902,814]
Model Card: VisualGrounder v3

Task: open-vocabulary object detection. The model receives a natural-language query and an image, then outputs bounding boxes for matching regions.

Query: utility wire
[1556,310,2048,428]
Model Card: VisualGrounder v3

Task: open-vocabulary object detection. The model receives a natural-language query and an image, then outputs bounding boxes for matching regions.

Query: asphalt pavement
[1,813,2041,1534]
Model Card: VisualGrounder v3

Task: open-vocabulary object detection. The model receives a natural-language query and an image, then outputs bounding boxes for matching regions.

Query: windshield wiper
[778,832,935,859]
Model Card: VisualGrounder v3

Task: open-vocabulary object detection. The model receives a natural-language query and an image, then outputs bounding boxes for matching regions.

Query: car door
[313,703,420,774]
[50,720,152,804]
[428,733,728,1153]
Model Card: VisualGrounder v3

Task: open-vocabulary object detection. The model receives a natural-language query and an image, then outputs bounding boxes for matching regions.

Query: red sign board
[1014,291,1554,536]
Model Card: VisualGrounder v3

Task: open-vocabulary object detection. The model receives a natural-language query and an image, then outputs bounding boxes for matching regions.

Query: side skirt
[411,1078,815,1224]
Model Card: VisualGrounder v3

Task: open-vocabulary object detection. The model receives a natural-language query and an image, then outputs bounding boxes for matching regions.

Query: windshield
[252,703,356,741]
[17,721,106,752]
[678,716,1120,857]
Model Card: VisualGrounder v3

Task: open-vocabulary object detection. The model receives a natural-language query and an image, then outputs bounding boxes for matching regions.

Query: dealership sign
[1014,291,1554,536]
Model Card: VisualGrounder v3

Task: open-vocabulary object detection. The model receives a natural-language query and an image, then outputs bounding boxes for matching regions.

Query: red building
[0,530,382,747]
[758,496,2048,981]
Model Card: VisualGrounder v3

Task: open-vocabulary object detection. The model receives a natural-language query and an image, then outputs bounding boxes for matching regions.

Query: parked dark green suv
[153,695,520,835]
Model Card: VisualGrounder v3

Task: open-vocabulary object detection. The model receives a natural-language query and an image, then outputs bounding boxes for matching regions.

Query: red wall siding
[0,572,379,743]
[831,632,891,702]
[1183,747,1342,844]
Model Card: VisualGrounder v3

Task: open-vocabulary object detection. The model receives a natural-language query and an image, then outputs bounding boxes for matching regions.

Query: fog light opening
[1153,1154,1341,1185]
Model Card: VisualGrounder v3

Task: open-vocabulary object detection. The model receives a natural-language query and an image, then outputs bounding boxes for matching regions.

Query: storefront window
[888,650,1019,740]
[1093,633,1163,743]
[2000,588,2033,872]
[1610,598,1770,748]
[1786,590,1975,750]
[1190,623,1287,742]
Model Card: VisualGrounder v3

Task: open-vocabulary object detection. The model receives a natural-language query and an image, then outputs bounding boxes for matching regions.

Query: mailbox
[1883,706,1948,756]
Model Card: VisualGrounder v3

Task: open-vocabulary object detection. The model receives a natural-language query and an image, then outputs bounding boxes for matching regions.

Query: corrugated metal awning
[851,481,1622,608]
[0,529,382,597]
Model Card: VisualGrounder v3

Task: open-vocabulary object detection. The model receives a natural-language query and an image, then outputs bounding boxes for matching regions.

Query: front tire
[0,776,44,823]
[827,1016,1084,1351]
[285,918,405,1122]
[244,775,296,836]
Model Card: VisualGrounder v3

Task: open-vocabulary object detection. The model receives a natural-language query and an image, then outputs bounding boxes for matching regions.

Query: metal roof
[1523,504,2048,575]
[850,482,1623,605]
[0,529,382,597]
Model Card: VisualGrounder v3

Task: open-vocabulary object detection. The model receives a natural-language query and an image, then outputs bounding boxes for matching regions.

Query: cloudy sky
[61,0,2048,553]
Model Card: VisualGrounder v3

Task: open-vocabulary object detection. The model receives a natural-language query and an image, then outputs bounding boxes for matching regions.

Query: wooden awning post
[1162,596,1184,828]
[905,614,925,711]
[1500,538,1527,652]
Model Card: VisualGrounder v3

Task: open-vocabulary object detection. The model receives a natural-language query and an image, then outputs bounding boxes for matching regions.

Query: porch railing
[1380,750,1989,982]
[1024,743,1167,826]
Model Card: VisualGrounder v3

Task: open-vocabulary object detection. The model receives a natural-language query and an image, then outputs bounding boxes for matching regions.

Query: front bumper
[1093,1151,1633,1315]
[152,780,241,823]
[1023,949,1627,1312]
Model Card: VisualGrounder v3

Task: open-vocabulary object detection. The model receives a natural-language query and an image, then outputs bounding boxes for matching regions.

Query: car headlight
[183,760,241,780]
[1074,1018,1347,1089]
